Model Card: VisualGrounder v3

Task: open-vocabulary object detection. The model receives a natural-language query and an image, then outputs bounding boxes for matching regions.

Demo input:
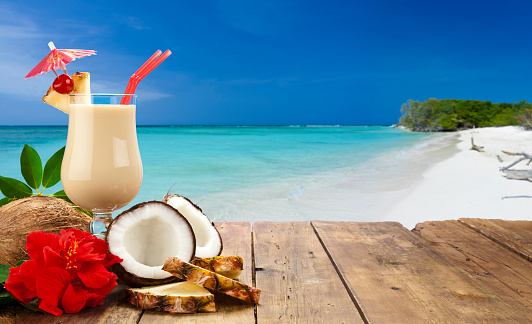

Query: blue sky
[1,0,532,125]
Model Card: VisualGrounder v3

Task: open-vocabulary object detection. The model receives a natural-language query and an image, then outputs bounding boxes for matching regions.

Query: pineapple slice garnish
[126,282,216,313]
[42,72,90,114]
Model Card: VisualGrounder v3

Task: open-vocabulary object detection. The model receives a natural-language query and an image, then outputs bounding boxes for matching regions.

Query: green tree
[399,98,527,132]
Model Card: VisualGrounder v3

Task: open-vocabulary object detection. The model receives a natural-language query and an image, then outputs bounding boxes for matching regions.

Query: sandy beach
[384,126,532,229]
[46,125,524,230]
[196,127,532,230]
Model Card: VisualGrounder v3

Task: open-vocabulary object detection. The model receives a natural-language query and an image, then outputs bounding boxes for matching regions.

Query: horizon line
[0,124,396,128]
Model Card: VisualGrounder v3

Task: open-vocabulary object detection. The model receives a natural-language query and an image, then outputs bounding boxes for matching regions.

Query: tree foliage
[399,99,532,132]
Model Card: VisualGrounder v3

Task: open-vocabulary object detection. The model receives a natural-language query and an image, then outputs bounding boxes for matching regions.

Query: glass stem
[90,213,113,239]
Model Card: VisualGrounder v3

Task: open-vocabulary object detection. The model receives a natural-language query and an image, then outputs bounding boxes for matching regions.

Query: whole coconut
[0,196,91,266]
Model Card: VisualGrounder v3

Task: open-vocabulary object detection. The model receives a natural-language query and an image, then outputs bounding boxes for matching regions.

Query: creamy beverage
[29,44,168,239]
[62,103,143,213]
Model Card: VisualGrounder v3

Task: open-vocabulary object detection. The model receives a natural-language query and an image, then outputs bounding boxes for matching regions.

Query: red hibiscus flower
[4,229,122,316]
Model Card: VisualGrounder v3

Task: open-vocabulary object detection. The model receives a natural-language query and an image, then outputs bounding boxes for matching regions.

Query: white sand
[383,126,532,229]
[198,126,532,230]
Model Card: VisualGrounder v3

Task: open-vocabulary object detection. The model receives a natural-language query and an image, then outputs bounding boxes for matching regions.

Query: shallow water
[0,126,456,222]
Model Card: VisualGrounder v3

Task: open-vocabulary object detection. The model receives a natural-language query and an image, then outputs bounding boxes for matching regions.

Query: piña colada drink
[61,94,142,237]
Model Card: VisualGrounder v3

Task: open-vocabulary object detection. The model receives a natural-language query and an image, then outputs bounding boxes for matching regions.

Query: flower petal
[43,246,65,269]
[62,284,88,314]
[4,266,37,303]
[76,241,104,262]
[60,228,105,263]
[78,262,114,288]
[18,259,44,291]
[39,300,63,316]
[25,231,60,261]
[58,229,75,251]
[102,252,123,269]
[91,238,110,255]
[59,228,92,248]
[85,279,117,308]
[61,228,93,240]
[35,267,72,312]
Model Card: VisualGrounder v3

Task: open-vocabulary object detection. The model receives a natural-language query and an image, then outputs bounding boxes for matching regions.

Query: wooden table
[2,219,532,323]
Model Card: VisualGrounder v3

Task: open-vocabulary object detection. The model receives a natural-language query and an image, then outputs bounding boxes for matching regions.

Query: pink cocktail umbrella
[25,42,96,79]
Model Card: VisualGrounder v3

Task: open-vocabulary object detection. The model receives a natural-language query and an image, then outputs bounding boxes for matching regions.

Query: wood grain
[138,222,255,323]
[13,285,142,324]
[253,221,362,324]
[459,218,532,261]
[5,220,532,323]
[312,221,527,323]
[414,220,532,319]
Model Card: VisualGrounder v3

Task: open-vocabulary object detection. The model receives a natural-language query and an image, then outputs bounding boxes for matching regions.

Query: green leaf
[0,176,32,199]
[20,144,43,191]
[0,263,15,305]
[14,260,25,267]
[42,146,65,189]
[0,197,10,207]
[52,190,71,203]
[0,290,15,305]
[80,208,94,218]
[19,297,47,313]
[53,190,93,217]
[0,263,10,283]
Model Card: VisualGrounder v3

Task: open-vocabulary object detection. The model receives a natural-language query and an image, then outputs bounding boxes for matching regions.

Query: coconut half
[106,201,196,287]
[162,194,223,258]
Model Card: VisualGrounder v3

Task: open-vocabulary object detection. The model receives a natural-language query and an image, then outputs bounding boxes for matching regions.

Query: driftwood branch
[470,137,484,152]
[500,151,532,171]
[502,170,532,181]
[501,151,532,181]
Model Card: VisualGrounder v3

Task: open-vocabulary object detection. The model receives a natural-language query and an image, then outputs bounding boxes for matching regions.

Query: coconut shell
[110,263,180,288]
[162,194,223,257]
[106,201,196,288]
[0,196,91,266]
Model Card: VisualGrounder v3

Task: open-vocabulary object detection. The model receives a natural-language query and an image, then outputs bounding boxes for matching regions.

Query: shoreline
[198,126,532,231]
[382,126,532,229]
[3,125,529,229]
[196,130,461,225]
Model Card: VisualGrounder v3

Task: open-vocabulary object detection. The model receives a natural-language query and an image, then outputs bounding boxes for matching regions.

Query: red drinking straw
[121,49,172,104]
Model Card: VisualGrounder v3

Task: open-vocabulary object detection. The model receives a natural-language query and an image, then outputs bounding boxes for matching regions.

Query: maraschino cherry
[52,73,74,94]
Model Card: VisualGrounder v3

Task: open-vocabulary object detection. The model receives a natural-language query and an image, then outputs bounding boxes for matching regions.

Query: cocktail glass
[61,94,143,238]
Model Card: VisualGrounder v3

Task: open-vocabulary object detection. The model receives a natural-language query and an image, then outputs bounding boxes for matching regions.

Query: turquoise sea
[0,126,456,223]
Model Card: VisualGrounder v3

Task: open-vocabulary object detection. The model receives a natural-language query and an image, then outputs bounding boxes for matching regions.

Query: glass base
[90,213,113,239]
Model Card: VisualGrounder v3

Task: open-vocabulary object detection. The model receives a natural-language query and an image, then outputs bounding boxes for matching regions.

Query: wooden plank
[5,222,254,324]
[413,220,532,318]
[0,301,34,324]
[138,222,255,323]
[11,285,142,324]
[312,221,528,323]
[253,221,363,323]
[458,218,532,261]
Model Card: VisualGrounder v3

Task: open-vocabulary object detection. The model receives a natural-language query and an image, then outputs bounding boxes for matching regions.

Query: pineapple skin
[125,288,216,313]
[163,256,261,304]
[191,256,243,279]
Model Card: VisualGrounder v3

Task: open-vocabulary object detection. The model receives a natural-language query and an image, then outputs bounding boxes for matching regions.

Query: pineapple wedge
[163,256,261,304]
[126,281,216,313]
[42,72,90,113]
[191,256,244,279]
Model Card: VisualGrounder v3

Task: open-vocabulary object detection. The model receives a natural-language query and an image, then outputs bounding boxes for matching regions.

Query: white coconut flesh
[130,281,212,297]
[164,195,222,258]
[107,202,195,280]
